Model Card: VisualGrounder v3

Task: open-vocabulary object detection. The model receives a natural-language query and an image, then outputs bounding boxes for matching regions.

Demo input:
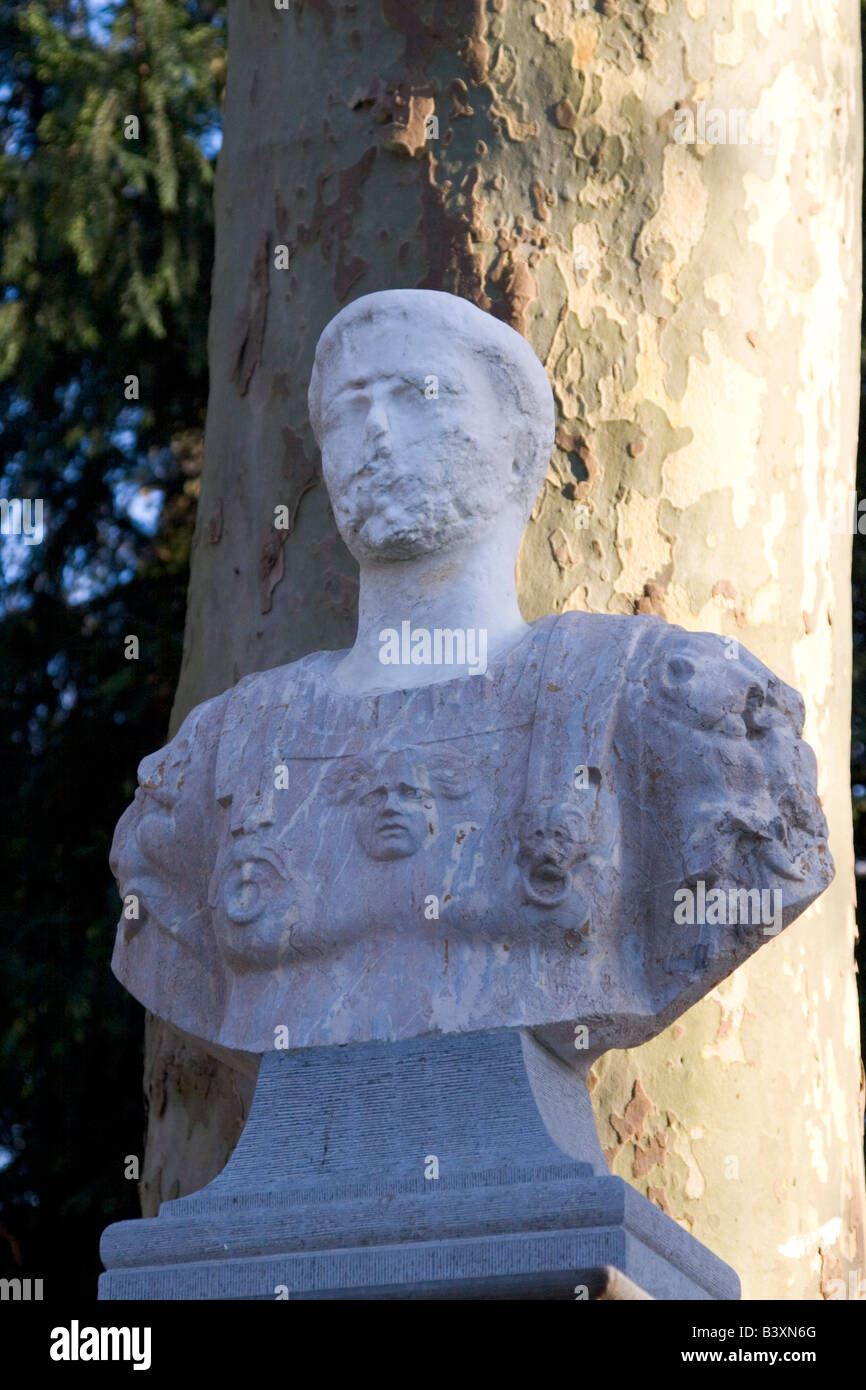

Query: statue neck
[331,533,528,696]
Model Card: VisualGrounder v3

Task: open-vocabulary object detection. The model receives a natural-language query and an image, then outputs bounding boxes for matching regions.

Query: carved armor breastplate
[109,613,832,1055]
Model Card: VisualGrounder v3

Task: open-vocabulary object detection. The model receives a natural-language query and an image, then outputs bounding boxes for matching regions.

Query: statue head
[308,289,555,563]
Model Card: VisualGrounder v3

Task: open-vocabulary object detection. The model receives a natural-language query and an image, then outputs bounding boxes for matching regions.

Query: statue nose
[365,399,391,446]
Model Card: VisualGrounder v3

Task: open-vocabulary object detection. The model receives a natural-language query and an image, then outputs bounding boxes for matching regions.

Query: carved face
[109,735,198,942]
[356,774,433,861]
[316,321,522,561]
[517,805,590,874]
[514,802,593,907]
[321,746,476,862]
[212,833,318,972]
[658,637,774,735]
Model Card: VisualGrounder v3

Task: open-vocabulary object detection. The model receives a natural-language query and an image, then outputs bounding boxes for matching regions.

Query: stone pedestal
[99,1030,739,1300]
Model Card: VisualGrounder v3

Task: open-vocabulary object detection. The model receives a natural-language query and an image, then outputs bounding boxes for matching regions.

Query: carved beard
[327,436,503,561]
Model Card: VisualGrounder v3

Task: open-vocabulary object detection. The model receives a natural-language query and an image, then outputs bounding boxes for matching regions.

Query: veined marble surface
[108,290,833,1059]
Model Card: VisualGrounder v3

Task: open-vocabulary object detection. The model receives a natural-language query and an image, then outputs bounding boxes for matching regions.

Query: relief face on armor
[210,821,319,973]
[513,769,601,908]
[110,725,210,958]
[107,290,834,1058]
[321,747,477,862]
[514,803,590,907]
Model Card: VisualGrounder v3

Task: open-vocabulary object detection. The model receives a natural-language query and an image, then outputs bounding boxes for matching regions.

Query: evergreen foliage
[0,0,223,1284]
[0,0,862,1293]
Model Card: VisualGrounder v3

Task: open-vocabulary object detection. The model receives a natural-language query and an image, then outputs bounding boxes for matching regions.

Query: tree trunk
[141,0,865,1299]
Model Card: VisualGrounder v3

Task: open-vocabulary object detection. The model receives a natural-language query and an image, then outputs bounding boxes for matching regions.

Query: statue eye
[667,655,695,682]
[359,785,387,807]
[398,783,427,800]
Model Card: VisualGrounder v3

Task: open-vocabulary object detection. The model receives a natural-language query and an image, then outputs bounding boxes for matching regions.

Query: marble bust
[108,289,833,1065]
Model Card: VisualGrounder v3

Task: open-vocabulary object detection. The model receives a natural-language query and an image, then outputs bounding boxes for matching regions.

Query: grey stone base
[99,1030,740,1301]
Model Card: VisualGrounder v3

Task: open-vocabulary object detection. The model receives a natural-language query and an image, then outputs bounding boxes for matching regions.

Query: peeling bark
[142,0,864,1298]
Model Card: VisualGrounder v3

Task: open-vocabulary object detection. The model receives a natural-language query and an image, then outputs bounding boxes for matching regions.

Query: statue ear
[508,426,529,486]
[510,421,548,519]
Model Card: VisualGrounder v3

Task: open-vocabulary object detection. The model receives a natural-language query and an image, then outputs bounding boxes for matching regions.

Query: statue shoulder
[529,612,808,741]
[543,610,659,673]
[547,612,831,897]
[634,620,807,735]
[107,649,342,1043]
[537,611,665,718]
[631,620,832,898]
[133,686,231,798]
[219,649,336,725]
[124,651,317,807]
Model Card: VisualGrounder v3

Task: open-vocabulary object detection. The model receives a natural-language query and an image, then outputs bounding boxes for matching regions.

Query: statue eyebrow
[331,372,449,396]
